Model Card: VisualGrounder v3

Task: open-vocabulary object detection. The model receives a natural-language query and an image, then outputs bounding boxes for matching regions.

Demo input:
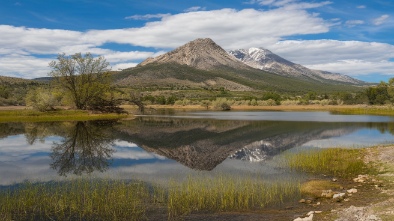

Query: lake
[1,111,394,187]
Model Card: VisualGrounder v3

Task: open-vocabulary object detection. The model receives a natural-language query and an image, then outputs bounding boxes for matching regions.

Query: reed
[0,109,126,122]
[167,175,300,218]
[0,179,151,221]
[281,148,373,178]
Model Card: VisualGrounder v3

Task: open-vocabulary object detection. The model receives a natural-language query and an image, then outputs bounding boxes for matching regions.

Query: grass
[0,176,301,220]
[330,106,394,116]
[0,179,151,221]
[300,180,341,198]
[0,109,127,122]
[167,175,300,218]
[281,148,375,178]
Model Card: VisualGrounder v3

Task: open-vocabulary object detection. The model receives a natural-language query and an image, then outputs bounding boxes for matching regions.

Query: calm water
[1,111,394,186]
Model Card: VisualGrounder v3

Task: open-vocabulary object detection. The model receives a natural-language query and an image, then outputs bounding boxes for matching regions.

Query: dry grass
[300,180,341,198]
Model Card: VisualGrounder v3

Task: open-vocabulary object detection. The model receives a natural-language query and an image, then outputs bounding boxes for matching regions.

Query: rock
[334,205,382,221]
[354,175,369,183]
[332,178,338,182]
[294,213,314,221]
[321,190,334,198]
[347,188,358,194]
[299,199,306,203]
[306,199,312,204]
[333,193,346,202]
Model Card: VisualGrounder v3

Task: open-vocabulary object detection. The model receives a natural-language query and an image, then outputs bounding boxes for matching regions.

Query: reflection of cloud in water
[113,140,167,160]
[0,135,54,161]
[303,129,394,148]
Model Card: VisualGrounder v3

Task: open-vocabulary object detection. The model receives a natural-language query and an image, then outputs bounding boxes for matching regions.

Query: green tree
[49,53,112,110]
[366,82,390,105]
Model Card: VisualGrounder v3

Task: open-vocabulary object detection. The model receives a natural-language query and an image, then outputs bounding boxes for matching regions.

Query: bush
[25,88,60,111]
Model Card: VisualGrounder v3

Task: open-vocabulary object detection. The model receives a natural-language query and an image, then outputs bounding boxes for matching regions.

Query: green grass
[281,148,375,178]
[167,175,300,218]
[0,176,301,220]
[0,179,151,221]
[330,106,394,116]
[0,109,127,122]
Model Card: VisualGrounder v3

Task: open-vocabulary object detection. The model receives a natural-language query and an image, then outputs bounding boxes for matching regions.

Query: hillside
[114,38,365,93]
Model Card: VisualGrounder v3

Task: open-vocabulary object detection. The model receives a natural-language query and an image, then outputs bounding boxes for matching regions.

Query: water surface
[1,111,394,186]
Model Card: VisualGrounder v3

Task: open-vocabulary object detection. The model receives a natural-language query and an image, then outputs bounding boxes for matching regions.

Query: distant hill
[0,76,36,85]
[114,38,366,93]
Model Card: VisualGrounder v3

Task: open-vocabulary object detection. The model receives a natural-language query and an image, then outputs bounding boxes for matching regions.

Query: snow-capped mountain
[228,48,365,85]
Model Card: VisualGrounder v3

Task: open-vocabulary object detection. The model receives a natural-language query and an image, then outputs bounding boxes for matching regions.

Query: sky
[0,0,393,82]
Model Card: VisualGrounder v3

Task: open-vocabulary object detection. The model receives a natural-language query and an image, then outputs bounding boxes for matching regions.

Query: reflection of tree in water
[50,121,115,176]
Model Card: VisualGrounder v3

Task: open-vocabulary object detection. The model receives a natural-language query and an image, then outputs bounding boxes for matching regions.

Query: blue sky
[0,0,393,82]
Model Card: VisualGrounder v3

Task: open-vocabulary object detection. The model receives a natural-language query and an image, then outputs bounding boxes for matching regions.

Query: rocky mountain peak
[138,38,251,70]
[229,47,365,85]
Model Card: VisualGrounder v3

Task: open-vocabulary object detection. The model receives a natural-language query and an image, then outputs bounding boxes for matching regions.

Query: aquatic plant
[0,179,150,221]
[167,175,300,218]
[281,148,373,178]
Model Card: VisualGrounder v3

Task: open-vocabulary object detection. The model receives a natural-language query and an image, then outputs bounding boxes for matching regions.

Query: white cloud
[270,40,394,76]
[184,6,206,12]
[125,13,171,20]
[248,0,332,9]
[357,5,366,9]
[373,14,390,25]
[0,6,393,79]
[345,20,364,27]
[306,60,394,76]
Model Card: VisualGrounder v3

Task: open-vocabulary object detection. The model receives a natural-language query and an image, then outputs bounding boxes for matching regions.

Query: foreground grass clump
[0,109,126,122]
[167,176,301,218]
[0,179,152,221]
[282,148,374,178]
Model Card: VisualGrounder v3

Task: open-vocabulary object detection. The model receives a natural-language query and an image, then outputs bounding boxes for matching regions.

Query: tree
[49,53,112,110]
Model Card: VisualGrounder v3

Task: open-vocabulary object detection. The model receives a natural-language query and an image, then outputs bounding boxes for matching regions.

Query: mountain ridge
[228,47,364,85]
[115,38,366,93]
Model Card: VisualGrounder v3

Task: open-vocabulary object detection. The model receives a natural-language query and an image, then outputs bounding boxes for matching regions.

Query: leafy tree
[366,81,390,105]
[49,53,112,110]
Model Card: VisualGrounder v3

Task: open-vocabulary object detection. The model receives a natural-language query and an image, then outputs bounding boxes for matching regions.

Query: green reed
[0,179,150,221]
[281,148,373,178]
[167,175,301,218]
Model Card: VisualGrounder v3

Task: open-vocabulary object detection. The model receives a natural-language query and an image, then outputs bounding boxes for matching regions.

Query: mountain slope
[139,38,252,71]
[228,48,364,85]
[114,38,364,93]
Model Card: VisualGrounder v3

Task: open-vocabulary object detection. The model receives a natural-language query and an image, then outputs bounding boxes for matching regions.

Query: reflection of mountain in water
[229,128,355,162]
[115,117,362,171]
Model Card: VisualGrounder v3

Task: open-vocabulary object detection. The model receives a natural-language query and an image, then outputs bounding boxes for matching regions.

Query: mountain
[139,38,251,71]
[114,38,365,93]
[228,48,364,85]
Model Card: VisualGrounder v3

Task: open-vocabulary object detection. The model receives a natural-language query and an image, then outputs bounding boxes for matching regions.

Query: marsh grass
[167,175,301,218]
[330,106,394,116]
[0,179,151,221]
[281,148,374,178]
[0,109,126,122]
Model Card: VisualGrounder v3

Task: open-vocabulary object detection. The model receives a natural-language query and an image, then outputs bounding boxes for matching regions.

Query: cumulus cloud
[373,14,390,25]
[357,5,366,9]
[0,6,393,79]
